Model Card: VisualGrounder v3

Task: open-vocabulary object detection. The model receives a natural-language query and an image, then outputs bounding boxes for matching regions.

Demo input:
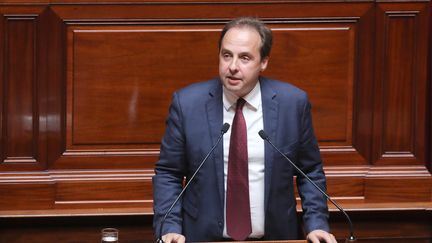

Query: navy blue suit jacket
[153,77,329,242]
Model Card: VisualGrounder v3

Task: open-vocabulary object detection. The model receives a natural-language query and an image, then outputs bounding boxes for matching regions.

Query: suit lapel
[206,81,225,208]
[260,78,279,212]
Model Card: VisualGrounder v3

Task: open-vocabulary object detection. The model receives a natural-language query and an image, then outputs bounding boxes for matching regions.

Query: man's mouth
[227,76,241,81]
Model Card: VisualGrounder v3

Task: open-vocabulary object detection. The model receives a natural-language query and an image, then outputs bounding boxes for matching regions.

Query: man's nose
[228,58,239,73]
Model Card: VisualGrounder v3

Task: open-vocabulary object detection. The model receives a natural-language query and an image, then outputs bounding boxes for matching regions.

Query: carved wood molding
[0,166,430,211]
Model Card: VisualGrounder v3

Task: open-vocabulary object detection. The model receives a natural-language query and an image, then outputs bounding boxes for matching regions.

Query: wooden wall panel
[49,2,374,169]
[268,24,355,145]
[0,1,430,242]
[0,15,4,166]
[50,2,373,20]
[373,3,429,166]
[266,20,371,166]
[382,15,416,154]
[429,1,432,173]
[4,16,37,163]
[0,182,54,210]
[67,26,219,147]
[365,166,432,202]
[55,25,222,169]
[1,14,38,164]
[54,171,153,208]
[39,8,66,170]
[0,6,48,171]
[60,20,368,169]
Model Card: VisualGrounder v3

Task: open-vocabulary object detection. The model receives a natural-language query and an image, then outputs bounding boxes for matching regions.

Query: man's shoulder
[173,78,221,105]
[261,77,308,100]
[177,78,220,94]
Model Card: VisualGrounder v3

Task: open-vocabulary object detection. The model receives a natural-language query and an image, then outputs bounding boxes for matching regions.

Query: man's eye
[241,56,250,61]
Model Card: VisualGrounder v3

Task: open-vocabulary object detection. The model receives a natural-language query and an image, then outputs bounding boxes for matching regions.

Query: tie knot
[236,98,246,111]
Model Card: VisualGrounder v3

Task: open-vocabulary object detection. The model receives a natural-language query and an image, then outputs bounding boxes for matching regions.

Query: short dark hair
[218,17,273,59]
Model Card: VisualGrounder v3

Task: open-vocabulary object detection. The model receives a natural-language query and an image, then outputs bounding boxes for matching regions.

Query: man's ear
[260,56,269,71]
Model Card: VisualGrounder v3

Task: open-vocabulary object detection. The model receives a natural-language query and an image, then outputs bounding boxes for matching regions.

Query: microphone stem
[158,131,226,242]
[265,138,355,241]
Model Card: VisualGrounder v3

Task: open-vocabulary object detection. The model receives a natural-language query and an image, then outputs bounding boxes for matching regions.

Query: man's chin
[224,86,246,97]
[224,83,241,91]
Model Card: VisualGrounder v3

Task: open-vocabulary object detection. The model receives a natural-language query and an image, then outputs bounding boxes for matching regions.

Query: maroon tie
[226,98,252,241]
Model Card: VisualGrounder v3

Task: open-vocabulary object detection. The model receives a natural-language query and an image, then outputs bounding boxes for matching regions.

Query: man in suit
[153,17,336,243]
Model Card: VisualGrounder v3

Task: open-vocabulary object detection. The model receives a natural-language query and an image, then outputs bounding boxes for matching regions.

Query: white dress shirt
[222,82,265,239]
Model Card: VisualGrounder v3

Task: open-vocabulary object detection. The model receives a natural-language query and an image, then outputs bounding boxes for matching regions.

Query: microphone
[258,130,356,242]
[156,123,231,243]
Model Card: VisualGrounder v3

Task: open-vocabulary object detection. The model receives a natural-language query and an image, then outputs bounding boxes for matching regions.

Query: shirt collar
[223,81,261,111]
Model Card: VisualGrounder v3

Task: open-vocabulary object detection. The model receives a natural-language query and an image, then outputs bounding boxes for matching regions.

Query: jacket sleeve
[153,92,187,238]
[295,96,330,234]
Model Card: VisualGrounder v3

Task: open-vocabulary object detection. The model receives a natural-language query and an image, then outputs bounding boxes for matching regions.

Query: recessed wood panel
[0,183,54,210]
[266,23,356,146]
[0,7,49,171]
[365,177,431,202]
[364,165,432,202]
[373,3,429,166]
[45,2,375,169]
[0,15,3,163]
[69,24,356,146]
[63,20,370,168]
[67,26,220,149]
[266,18,373,166]
[55,179,152,208]
[2,16,37,163]
[325,170,365,198]
[383,14,416,155]
[56,180,151,201]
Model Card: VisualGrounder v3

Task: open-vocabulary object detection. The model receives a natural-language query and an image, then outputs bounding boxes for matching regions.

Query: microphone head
[258,130,269,140]
[221,123,230,134]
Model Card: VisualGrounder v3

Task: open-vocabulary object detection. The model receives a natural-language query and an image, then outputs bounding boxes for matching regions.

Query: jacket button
[218,221,222,227]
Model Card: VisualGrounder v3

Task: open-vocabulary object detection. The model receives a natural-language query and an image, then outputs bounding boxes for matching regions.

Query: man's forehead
[223,26,260,39]
[221,28,261,48]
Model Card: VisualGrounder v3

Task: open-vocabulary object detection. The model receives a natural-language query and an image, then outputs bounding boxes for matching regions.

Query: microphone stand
[258,130,356,242]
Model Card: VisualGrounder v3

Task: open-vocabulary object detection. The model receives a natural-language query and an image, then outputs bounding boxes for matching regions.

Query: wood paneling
[67,26,219,147]
[373,2,429,166]
[0,215,154,243]
[4,15,37,163]
[1,15,37,164]
[363,166,431,202]
[62,21,369,168]
[0,170,154,209]
[329,209,432,242]
[51,2,375,169]
[39,8,66,170]
[0,209,430,242]
[265,17,373,166]
[55,179,152,208]
[50,2,374,20]
[0,6,48,171]
[0,182,54,210]
[429,0,432,174]
[268,24,355,145]
[0,1,431,242]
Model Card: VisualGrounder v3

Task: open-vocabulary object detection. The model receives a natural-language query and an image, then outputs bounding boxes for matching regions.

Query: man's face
[219,27,269,97]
